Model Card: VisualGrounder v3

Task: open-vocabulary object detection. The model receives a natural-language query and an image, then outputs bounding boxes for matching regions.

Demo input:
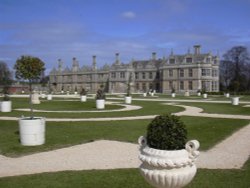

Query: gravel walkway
[0,103,250,177]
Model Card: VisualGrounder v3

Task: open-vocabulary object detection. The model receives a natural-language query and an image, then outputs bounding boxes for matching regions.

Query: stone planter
[96,99,105,109]
[197,92,201,96]
[171,93,176,98]
[47,94,52,100]
[203,93,207,99]
[125,96,132,104]
[232,97,239,105]
[32,93,40,104]
[143,93,147,97]
[138,136,200,188]
[184,91,190,97]
[41,93,46,99]
[19,117,46,146]
[80,95,87,102]
[74,91,78,95]
[0,101,12,112]
[225,93,230,98]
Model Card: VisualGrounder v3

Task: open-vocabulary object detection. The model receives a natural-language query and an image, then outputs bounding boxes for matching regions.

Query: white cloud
[121,11,136,19]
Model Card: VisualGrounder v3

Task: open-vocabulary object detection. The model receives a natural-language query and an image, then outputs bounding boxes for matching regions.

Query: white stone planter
[143,93,147,97]
[47,94,52,100]
[225,93,230,98]
[171,93,176,98]
[32,93,40,104]
[232,97,239,105]
[1,101,12,112]
[125,96,132,104]
[80,95,87,102]
[150,92,154,97]
[138,136,200,188]
[19,117,46,146]
[41,93,46,99]
[203,93,207,98]
[184,91,190,96]
[74,91,78,95]
[197,92,201,96]
[96,99,105,109]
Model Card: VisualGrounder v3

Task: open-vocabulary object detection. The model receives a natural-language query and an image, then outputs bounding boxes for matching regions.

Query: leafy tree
[14,55,45,118]
[220,46,250,92]
[0,61,12,101]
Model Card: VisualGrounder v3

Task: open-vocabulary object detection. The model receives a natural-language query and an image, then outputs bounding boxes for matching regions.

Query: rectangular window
[212,81,218,91]
[188,81,193,90]
[212,69,218,77]
[202,81,210,91]
[169,59,175,64]
[142,72,146,79]
[180,81,184,90]
[149,72,153,79]
[188,69,193,77]
[201,69,211,76]
[156,72,160,79]
[120,72,125,78]
[135,72,138,79]
[169,81,173,89]
[142,83,146,91]
[186,57,192,63]
[111,72,116,78]
[179,69,184,77]
[169,69,173,77]
[136,83,140,90]
[206,57,211,63]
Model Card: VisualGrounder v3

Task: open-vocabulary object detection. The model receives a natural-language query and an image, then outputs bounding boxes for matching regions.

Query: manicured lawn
[0,98,184,118]
[0,158,249,188]
[182,102,250,115]
[0,117,248,157]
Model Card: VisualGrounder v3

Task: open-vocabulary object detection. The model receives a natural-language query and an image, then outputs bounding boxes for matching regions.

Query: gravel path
[0,103,250,177]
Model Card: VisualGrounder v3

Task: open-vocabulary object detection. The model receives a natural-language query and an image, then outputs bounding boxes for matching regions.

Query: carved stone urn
[138,136,200,188]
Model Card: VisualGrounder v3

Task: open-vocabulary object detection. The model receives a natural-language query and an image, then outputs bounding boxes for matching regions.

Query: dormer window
[169,58,175,64]
[186,57,192,63]
[206,57,211,63]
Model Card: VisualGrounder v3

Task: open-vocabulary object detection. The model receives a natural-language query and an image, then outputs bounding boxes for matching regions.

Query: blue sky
[1,0,250,74]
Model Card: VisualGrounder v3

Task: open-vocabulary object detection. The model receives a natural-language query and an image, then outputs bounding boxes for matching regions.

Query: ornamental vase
[138,136,200,188]
[125,96,132,104]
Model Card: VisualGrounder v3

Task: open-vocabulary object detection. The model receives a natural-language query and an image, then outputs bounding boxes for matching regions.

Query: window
[98,74,103,78]
[202,81,210,91]
[136,83,140,90]
[188,81,193,90]
[212,69,218,77]
[206,57,211,63]
[142,83,146,91]
[202,69,211,76]
[188,69,193,77]
[169,81,173,89]
[212,81,218,91]
[111,72,116,78]
[169,58,175,64]
[180,81,184,90]
[135,72,138,79]
[186,57,192,63]
[156,72,160,79]
[149,83,153,90]
[142,72,146,79]
[179,69,184,77]
[169,69,173,77]
[120,72,125,78]
[149,72,153,79]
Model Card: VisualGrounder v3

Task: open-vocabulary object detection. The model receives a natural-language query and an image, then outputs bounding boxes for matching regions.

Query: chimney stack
[152,52,156,60]
[194,45,201,55]
[92,55,97,70]
[115,53,120,64]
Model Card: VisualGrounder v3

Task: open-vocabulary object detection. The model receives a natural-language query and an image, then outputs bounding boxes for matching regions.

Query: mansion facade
[49,45,219,94]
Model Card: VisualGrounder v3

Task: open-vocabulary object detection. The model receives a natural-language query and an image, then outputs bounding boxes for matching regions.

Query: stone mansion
[49,45,219,94]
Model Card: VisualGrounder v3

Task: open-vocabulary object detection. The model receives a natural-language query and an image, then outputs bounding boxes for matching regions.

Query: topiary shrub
[96,85,106,100]
[146,114,187,150]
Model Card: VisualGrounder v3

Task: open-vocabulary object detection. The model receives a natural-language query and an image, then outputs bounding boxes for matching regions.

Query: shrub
[96,85,105,100]
[80,88,87,96]
[146,114,187,150]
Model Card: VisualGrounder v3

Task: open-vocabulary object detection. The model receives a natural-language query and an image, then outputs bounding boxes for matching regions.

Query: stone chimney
[72,57,79,72]
[152,52,156,60]
[58,59,63,71]
[115,53,120,65]
[194,45,201,55]
[92,55,97,70]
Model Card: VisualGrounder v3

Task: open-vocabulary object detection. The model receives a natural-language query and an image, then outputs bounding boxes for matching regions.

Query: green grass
[0,98,184,118]
[0,158,249,188]
[0,117,248,157]
[182,102,250,115]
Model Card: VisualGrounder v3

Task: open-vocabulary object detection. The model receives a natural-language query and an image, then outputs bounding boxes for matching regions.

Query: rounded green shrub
[146,114,187,150]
